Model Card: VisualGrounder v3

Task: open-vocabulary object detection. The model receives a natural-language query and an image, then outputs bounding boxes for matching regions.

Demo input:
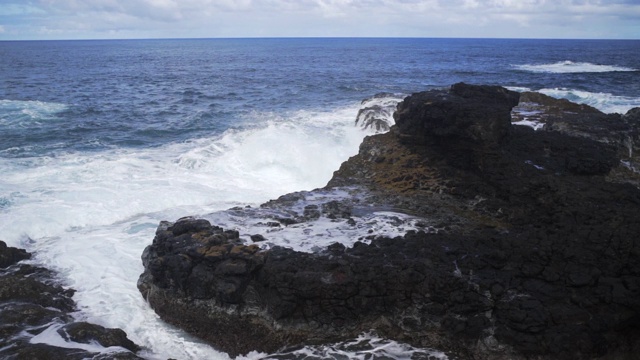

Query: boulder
[394,83,520,145]
[59,322,141,353]
[0,240,31,268]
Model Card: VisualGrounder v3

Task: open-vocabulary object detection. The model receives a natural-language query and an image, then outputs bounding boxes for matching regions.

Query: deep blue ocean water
[1,38,639,359]
[2,38,639,157]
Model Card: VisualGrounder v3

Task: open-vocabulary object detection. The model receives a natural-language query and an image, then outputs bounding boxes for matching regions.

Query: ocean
[1,38,639,359]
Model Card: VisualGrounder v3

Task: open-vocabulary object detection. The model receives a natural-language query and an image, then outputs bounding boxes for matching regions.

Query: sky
[0,0,639,40]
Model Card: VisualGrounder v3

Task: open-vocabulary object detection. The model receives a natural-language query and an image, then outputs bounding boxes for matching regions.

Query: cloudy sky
[1,0,639,40]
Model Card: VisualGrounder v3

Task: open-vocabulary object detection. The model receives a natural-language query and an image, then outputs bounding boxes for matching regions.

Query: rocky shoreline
[3,83,639,359]
[137,83,640,359]
[0,241,144,359]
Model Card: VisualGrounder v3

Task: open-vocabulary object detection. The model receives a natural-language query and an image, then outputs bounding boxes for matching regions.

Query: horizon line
[1,36,639,42]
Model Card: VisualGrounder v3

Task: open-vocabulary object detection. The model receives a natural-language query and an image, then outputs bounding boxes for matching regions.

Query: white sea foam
[537,88,640,114]
[512,119,545,130]
[28,322,134,355]
[354,93,405,132]
[262,332,449,360]
[0,99,67,127]
[506,86,639,115]
[505,86,531,93]
[514,61,638,73]
[0,100,397,359]
[204,187,433,254]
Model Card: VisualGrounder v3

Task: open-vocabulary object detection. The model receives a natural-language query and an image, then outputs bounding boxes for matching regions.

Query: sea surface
[1,38,639,359]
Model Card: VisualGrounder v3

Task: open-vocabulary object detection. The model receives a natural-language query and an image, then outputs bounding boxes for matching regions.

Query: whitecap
[0,99,67,127]
[513,61,638,73]
[537,88,640,114]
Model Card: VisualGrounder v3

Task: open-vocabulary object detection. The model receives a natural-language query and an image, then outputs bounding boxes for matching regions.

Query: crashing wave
[507,87,639,115]
[538,88,640,114]
[355,93,405,132]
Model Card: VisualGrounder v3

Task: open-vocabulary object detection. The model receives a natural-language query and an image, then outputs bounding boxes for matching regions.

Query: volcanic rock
[138,83,640,359]
[0,241,143,359]
[0,239,30,268]
[394,83,520,145]
[512,91,640,187]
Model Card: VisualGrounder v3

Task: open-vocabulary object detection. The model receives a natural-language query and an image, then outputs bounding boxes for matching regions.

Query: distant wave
[507,87,639,114]
[513,61,638,73]
[537,88,640,114]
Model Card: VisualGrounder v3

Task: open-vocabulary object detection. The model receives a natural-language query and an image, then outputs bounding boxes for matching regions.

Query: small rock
[251,234,267,242]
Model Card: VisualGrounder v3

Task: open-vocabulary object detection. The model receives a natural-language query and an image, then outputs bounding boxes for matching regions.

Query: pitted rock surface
[139,84,640,359]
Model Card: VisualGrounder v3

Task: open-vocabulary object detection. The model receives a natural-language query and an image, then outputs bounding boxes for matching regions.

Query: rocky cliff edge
[138,83,640,359]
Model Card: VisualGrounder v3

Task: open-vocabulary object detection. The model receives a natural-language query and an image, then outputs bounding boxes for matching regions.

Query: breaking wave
[507,86,639,114]
[537,88,640,114]
[0,96,405,360]
[513,61,638,73]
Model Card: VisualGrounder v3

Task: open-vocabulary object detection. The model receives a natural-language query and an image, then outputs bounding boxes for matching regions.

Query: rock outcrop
[0,240,143,360]
[138,83,640,359]
[512,91,640,187]
[394,82,519,145]
[0,240,30,268]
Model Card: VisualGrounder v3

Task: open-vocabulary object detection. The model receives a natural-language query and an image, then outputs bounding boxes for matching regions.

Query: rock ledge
[139,83,640,359]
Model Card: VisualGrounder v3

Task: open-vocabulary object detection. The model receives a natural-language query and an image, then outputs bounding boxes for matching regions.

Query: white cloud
[0,3,46,16]
[0,0,637,39]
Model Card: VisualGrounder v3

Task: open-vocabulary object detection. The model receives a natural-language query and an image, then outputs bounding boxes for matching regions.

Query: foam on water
[1,37,638,360]
[504,86,530,93]
[0,99,68,127]
[537,88,640,114]
[262,332,449,360]
[0,101,380,359]
[514,60,638,73]
[354,93,404,132]
[512,119,545,130]
[507,86,639,114]
[28,322,133,355]
[204,187,434,254]
[175,108,367,192]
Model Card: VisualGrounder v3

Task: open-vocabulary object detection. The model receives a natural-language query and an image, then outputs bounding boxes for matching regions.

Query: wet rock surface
[354,92,404,133]
[0,240,144,360]
[139,83,640,359]
[0,240,30,268]
[512,91,640,187]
